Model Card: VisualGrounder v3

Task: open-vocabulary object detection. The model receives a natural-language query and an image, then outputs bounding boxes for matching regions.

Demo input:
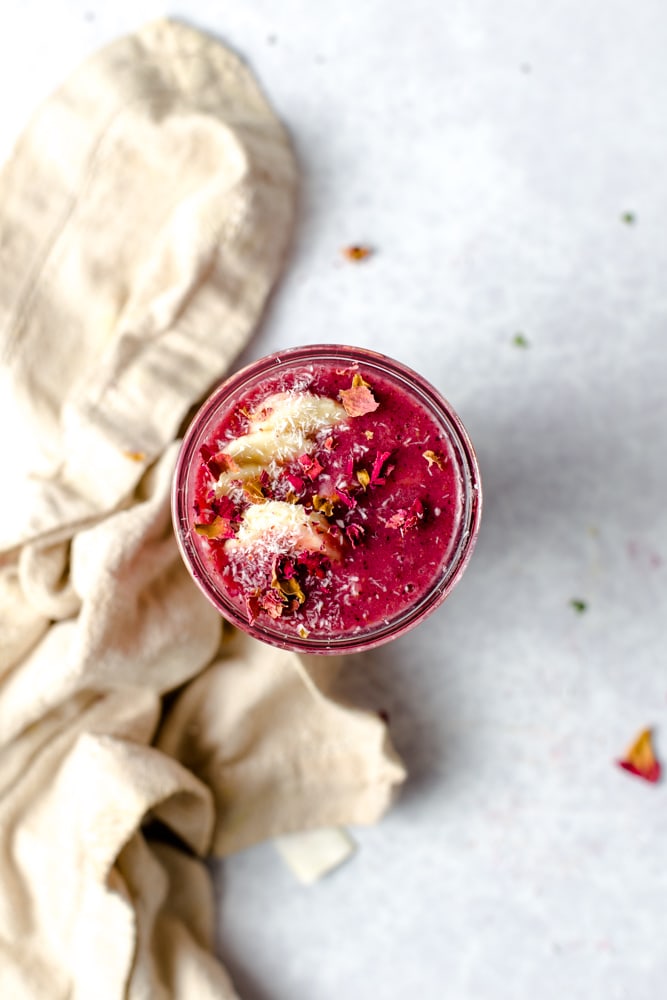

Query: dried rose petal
[385,499,424,533]
[200,444,239,479]
[260,590,286,619]
[404,498,425,529]
[386,510,407,530]
[342,245,373,262]
[245,592,261,623]
[194,517,236,540]
[277,556,297,580]
[199,443,219,476]
[213,495,238,521]
[297,454,324,479]
[193,502,216,525]
[285,473,305,493]
[370,450,393,486]
[335,487,357,509]
[273,575,306,605]
[297,550,331,579]
[339,384,379,417]
[312,494,336,517]
[243,480,266,504]
[345,523,365,546]
[422,450,445,471]
[617,728,661,783]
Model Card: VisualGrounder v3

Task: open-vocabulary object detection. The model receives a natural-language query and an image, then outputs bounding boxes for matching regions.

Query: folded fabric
[0,20,405,999]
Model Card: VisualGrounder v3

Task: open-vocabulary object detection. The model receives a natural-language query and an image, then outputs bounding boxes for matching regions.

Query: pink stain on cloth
[0,21,405,999]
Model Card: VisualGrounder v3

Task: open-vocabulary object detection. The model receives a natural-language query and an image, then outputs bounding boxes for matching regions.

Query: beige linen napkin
[0,20,405,1000]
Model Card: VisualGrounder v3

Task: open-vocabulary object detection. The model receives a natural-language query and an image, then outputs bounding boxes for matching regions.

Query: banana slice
[215,391,347,492]
[227,500,339,560]
[249,392,346,438]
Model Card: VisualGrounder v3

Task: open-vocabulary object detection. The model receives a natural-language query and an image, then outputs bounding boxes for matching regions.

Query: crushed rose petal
[617,727,661,783]
[335,487,358,509]
[276,555,297,580]
[297,453,324,479]
[243,480,267,504]
[245,592,261,623]
[386,499,425,532]
[194,517,237,540]
[342,245,373,262]
[271,555,307,606]
[296,550,330,578]
[422,449,445,471]
[312,494,336,517]
[339,378,379,417]
[286,473,306,493]
[193,502,215,525]
[345,523,365,546]
[200,443,239,479]
[370,450,393,486]
[215,495,238,519]
[260,590,286,619]
[404,499,425,528]
[276,576,306,605]
[386,511,407,530]
[327,524,343,544]
[194,494,239,527]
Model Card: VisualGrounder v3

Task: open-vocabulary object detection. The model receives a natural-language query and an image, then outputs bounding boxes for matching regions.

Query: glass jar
[172,344,481,654]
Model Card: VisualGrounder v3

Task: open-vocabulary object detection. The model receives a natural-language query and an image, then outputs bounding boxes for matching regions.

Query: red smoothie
[173,346,481,653]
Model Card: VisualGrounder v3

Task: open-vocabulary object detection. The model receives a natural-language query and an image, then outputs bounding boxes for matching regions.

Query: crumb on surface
[342,245,373,262]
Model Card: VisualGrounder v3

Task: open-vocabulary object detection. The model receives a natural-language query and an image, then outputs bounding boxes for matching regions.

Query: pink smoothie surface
[188,361,462,640]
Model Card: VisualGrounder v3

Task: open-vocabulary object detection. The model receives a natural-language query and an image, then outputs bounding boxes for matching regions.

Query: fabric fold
[156,631,407,855]
[0,18,406,1000]
[0,17,297,552]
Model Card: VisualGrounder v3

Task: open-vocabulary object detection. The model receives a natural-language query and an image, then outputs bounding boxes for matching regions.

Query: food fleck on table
[617,727,661,784]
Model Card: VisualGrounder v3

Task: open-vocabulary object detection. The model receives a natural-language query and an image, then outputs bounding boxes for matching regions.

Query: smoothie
[173,346,481,653]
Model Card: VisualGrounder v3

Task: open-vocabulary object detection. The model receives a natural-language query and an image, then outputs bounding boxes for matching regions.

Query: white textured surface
[2,3,667,999]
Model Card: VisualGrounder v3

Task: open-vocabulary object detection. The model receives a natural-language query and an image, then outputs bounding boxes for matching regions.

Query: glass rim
[172,344,482,654]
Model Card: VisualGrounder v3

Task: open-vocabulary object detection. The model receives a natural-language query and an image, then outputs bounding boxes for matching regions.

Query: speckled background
[2,3,666,998]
